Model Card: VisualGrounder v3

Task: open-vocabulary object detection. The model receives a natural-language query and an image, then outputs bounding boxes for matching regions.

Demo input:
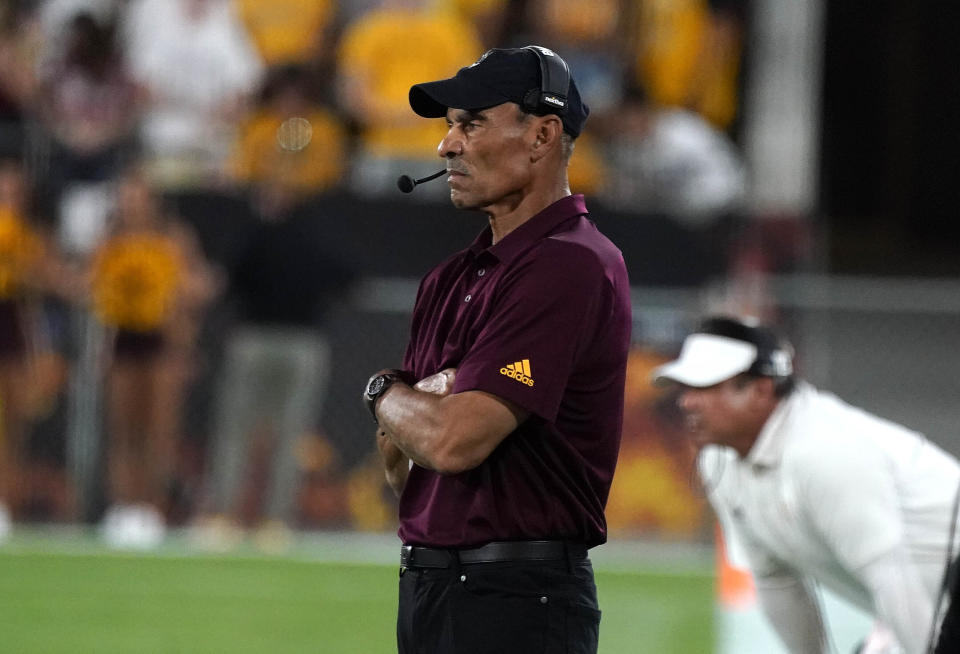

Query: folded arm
[375,369,527,475]
[371,368,529,494]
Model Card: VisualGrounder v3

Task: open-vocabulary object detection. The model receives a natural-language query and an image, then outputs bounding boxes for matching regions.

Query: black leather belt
[400,541,587,569]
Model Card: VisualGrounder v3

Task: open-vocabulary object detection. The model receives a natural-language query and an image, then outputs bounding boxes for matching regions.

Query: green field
[0,534,714,653]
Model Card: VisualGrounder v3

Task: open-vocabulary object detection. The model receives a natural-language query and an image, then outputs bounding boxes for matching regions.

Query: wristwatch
[363,369,410,423]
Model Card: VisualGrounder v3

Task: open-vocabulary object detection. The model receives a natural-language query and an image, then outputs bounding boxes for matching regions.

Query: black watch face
[367,375,387,397]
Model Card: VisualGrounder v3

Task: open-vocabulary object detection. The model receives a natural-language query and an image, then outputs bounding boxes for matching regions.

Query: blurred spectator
[90,166,219,548]
[336,0,482,197]
[37,0,121,45]
[295,430,349,528]
[564,128,607,196]
[121,0,264,191]
[345,450,397,531]
[522,0,624,115]
[625,0,747,132]
[0,2,41,157]
[446,0,509,49]
[229,64,348,219]
[0,156,68,537]
[34,11,142,214]
[597,84,746,229]
[335,0,382,29]
[196,201,354,538]
[233,0,338,73]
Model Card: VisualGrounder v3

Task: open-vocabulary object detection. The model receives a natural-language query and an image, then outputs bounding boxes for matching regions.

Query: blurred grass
[598,571,714,653]
[0,541,714,653]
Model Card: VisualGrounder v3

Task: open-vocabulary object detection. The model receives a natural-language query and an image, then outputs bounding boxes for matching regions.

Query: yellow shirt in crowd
[539,0,620,43]
[92,233,181,332]
[233,0,335,67]
[632,0,741,129]
[338,7,482,158]
[232,108,347,194]
[0,207,42,299]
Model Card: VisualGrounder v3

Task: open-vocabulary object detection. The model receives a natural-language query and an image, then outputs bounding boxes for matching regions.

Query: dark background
[821,1,960,275]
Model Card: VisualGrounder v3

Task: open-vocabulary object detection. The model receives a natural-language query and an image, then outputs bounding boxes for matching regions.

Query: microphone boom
[397,169,446,193]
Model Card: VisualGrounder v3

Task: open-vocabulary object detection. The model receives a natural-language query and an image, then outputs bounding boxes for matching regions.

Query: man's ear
[751,377,778,404]
[530,116,563,162]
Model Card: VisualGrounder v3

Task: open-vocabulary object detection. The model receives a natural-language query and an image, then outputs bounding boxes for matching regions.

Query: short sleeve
[452,242,610,422]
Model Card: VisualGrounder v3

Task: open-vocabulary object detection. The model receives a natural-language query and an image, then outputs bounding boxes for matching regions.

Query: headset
[520,45,570,117]
[398,45,571,194]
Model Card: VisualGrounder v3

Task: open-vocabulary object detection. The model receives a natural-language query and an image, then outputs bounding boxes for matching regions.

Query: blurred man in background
[364,46,631,653]
[653,315,960,653]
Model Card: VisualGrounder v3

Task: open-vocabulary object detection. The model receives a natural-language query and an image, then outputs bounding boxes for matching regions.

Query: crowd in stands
[0,0,748,547]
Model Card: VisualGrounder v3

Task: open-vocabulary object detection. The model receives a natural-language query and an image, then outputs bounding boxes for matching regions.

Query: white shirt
[121,0,263,164]
[602,107,746,227]
[702,382,960,652]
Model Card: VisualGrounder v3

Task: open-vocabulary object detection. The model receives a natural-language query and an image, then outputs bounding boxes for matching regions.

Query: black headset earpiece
[521,45,570,116]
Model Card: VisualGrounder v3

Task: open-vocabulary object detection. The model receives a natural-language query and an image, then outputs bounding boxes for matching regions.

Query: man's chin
[686,430,711,448]
[449,192,481,211]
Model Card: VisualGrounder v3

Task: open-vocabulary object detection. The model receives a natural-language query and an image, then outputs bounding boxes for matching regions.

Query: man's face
[677,376,770,456]
[439,103,538,211]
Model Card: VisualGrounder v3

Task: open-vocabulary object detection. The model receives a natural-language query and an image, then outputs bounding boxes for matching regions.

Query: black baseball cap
[409,46,590,139]
[652,316,794,388]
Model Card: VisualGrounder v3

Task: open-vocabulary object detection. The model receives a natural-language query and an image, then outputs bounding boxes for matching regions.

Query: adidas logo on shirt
[500,359,534,386]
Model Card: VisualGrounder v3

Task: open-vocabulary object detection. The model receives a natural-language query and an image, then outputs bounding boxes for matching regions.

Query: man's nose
[678,388,698,411]
[438,130,463,159]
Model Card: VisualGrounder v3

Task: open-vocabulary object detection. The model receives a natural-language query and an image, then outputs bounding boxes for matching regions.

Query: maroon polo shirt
[398,194,631,549]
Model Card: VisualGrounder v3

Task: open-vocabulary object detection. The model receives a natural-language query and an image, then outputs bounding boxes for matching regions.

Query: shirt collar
[467,194,588,263]
[745,382,808,468]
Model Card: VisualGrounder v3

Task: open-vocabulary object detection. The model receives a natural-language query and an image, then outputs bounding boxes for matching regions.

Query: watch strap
[364,369,414,423]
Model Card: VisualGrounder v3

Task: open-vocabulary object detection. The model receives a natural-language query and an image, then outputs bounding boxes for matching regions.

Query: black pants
[397,556,600,654]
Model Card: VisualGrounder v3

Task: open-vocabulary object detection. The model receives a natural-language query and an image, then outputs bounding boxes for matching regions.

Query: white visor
[652,334,759,388]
